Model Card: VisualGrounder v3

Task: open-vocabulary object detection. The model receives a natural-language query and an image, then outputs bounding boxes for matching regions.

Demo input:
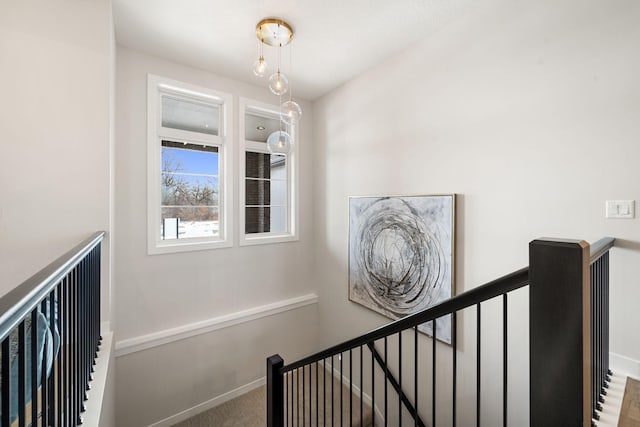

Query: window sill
[148,238,233,255]
[239,233,298,247]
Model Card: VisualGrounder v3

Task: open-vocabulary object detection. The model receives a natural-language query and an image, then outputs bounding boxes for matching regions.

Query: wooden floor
[593,372,624,427]
[618,377,640,427]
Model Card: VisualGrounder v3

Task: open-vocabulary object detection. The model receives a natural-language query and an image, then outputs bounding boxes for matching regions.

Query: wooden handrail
[590,237,615,265]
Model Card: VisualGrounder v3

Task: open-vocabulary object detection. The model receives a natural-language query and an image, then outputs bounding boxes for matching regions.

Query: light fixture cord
[277,26,282,74]
[277,23,284,135]
[279,93,283,132]
[288,42,293,102]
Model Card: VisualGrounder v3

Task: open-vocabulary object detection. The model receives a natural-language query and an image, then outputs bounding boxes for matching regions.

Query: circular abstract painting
[349,195,454,342]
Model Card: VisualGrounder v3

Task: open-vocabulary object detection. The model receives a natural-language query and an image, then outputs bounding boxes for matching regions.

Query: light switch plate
[605,200,635,219]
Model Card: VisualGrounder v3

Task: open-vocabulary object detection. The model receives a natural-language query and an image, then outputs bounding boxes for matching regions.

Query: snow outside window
[147,75,233,254]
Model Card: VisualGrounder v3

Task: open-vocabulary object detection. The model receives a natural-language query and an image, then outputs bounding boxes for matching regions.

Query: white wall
[114,46,319,426]
[0,1,114,317]
[313,0,640,425]
[0,0,116,423]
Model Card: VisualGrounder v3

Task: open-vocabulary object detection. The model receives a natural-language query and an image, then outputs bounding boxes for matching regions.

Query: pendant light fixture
[267,93,293,155]
[252,40,268,77]
[255,19,291,94]
[267,128,293,154]
[269,70,289,95]
[281,43,302,125]
[253,18,303,154]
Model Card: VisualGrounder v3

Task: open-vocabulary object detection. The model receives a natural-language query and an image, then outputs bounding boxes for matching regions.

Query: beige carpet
[173,386,266,427]
[172,364,373,426]
[285,363,373,426]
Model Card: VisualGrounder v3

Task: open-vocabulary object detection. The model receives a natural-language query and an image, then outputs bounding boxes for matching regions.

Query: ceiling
[113,0,471,101]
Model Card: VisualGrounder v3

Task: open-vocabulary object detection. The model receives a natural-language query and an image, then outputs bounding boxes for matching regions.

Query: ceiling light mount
[256,18,293,47]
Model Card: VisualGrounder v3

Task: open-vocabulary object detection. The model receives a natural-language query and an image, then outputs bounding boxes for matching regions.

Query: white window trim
[147,74,234,254]
[239,98,299,246]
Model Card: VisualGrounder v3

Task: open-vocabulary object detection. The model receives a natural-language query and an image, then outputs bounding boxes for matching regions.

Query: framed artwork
[348,194,456,344]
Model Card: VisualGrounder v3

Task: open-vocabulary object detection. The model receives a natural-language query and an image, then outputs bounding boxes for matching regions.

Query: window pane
[270,179,287,206]
[270,154,287,180]
[244,149,288,235]
[162,174,219,205]
[269,206,287,233]
[162,95,220,135]
[245,179,270,206]
[245,207,270,234]
[161,140,219,240]
[162,141,219,175]
[161,207,219,239]
[244,206,287,234]
[245,152,271,179]
[245,112,280,142]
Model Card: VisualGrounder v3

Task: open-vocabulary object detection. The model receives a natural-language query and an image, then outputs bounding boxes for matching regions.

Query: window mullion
[158,127,223,146]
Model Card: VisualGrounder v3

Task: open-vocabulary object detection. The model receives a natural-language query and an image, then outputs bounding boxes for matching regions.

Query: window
[239,99,298,245]
[148,75,233,254]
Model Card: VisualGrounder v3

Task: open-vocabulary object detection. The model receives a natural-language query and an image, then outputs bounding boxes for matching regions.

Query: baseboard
[115,293,318,357]
[610,352,640,378]
[147,377,266,427]
[83,332,114,426]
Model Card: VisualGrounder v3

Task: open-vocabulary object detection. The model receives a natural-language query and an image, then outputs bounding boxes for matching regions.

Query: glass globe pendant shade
[252,56,268,77]
[281,100,302,125]
[268,71,289,96]
[267,130,293,154]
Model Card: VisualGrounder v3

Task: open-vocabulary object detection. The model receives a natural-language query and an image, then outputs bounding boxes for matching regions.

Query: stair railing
[590,237,614,422]
[0,231,105,427]
[267,237,615,427]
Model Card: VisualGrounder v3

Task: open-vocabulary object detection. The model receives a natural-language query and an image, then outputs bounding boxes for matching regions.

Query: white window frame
[147,74,233,254]
[239,98,299,246]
